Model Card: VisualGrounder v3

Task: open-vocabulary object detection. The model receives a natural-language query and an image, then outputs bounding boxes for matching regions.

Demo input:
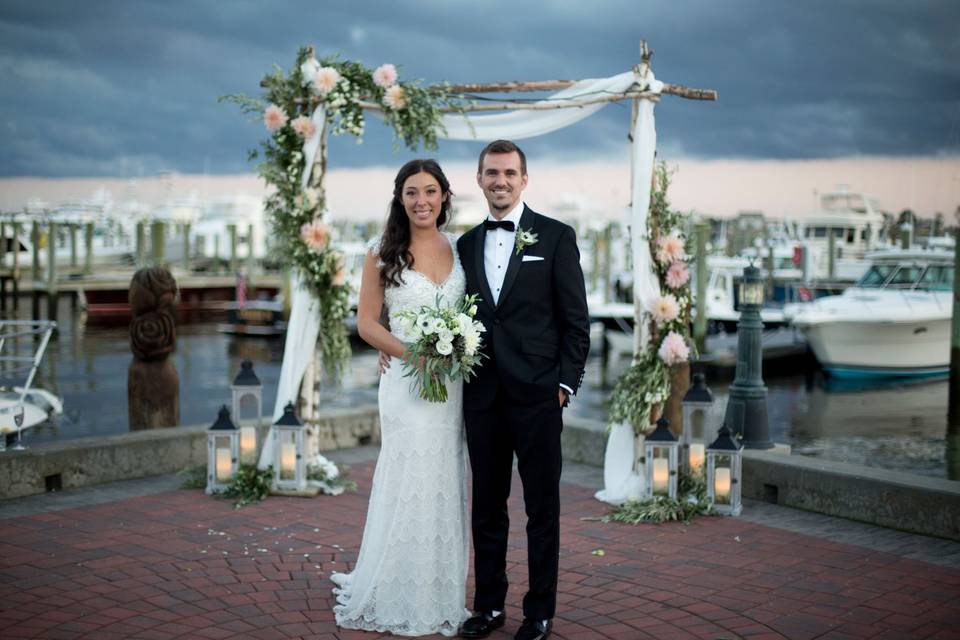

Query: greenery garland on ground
[223,464,274,508]
[605,470,710,524]
[222,48,462,381]
[607,163,695,433]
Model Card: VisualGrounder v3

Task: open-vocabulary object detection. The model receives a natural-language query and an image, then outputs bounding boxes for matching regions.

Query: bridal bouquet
[395,293,486,403]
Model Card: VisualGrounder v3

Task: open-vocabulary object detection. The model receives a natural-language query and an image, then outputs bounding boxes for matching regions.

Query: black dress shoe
[515,618,552,640]
[460,611,505,638]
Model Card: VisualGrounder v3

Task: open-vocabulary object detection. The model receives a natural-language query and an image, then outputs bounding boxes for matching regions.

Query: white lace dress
[331,233,470,637]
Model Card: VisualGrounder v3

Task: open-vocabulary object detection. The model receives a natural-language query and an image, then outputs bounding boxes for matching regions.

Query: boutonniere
[514,228,538,256]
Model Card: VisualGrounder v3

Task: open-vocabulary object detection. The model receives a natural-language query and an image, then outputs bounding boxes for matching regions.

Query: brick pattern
[1,461,959,640]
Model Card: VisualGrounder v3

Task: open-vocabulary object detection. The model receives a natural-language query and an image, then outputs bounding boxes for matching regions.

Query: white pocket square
[521,255,544,262]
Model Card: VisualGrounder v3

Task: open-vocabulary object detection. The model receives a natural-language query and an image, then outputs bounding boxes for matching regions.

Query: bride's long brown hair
[378,159,453,288]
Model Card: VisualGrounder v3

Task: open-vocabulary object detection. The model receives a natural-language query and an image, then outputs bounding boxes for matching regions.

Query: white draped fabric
[594,75,661,504]
[257,273,321,470]
[438,72,637,141]
[270,66,665,499]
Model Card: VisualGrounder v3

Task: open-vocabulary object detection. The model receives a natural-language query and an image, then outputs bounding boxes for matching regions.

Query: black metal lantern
[272,402,306,491]
[231,360,263,464]
[681,373,714,476]
[644,417,679,499]
[706,424,743,516]
[206,406,238,494]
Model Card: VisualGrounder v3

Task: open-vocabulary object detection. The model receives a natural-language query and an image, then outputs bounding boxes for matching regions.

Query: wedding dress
[331,233,470,637]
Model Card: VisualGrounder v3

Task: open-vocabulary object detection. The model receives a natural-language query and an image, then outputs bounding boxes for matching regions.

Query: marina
[4,293,956,480]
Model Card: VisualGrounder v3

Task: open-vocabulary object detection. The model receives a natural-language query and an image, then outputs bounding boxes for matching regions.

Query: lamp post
[681,373,714,476]
[723,262,773,449]
[644,417,679,499]
[272,402,306,491]
[706,424,743,516]
[206,406,238,494]
[231,360,262,465]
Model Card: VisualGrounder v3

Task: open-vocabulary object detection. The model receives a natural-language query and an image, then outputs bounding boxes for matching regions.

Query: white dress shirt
[483,200,525,306]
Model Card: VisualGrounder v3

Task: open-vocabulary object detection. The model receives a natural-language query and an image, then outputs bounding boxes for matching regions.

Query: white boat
[797,188,889,281]
[786,249,953,378]
[0,321,63,450]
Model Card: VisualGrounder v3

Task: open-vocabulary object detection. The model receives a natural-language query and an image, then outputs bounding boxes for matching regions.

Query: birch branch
[435,80,717,101]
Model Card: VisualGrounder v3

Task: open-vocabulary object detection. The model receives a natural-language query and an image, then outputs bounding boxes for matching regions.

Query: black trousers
[464,386,563,621]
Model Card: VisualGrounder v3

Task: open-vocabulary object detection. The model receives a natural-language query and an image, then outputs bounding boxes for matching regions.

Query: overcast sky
[1,0,958,178]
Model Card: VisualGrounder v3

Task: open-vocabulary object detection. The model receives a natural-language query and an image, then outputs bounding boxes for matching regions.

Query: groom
[458,140,590,640]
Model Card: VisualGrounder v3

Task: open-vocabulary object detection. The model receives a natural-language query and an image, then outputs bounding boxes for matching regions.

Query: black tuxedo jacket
[457,205,591,410]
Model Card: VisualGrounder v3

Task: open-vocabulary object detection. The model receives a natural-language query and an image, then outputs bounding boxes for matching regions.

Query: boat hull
[798,317,950,378]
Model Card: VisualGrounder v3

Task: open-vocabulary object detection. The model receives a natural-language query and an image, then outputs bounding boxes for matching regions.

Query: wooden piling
[151,221,165,266]
[827,231,836,280]
[84,222,94,275]
[46,221,57,321]
[69,223,78,268]
[694,223,709,353]
[136,221,146,267]
[182,223,191,268]
[947,228,960,431]
[228,224,238,273]
[31,220,40,281]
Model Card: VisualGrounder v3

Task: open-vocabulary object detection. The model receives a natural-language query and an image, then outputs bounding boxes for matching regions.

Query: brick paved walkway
[1,451,959,640]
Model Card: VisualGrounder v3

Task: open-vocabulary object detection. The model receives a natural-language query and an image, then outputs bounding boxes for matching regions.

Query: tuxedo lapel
[495,206,534,310]
[473,225,496,310]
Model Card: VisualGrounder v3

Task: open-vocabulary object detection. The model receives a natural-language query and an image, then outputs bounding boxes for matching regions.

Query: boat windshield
[917,265,954,291]
[856,264,895,287]
[886,265,924,288]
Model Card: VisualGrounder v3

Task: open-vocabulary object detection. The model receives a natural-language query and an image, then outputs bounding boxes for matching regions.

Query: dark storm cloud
[0,0,957,177]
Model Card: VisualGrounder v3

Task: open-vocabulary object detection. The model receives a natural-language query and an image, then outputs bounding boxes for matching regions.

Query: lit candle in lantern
[240,426,256,462]
[688,443,705,471]
[215,448,232,482]
[714,467,731,503]
[280,442,296,480]
[652,458,669,494]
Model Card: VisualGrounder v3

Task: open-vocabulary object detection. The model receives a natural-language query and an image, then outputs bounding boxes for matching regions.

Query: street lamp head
[739,262,765,307]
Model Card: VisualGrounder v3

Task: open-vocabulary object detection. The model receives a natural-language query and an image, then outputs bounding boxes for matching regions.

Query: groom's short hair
[478,139,527,176]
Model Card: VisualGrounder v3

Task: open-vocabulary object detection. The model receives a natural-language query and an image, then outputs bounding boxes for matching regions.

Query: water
[8,298,957,481]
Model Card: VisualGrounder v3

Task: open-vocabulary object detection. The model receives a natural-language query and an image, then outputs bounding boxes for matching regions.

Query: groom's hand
[558,388,568,408]
[378,350,391,374]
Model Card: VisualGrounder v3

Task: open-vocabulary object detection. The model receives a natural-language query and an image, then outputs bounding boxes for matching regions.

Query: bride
[331,159,470,636]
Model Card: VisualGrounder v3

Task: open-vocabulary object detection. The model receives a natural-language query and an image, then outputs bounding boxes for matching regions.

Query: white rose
[432,317,447,333]
[436,340,453,356]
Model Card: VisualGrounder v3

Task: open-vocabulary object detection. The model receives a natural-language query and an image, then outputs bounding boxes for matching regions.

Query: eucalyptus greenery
[604,471,710,524]
[222,464,274,508]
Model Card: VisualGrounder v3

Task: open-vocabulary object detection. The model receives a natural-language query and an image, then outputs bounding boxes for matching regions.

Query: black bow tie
[483,219,515,232]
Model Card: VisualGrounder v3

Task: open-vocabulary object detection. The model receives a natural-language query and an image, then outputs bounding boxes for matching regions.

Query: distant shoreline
[1,155,957,221]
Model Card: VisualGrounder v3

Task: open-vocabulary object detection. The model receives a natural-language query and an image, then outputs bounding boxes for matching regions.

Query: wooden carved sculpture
[128,267,180,429]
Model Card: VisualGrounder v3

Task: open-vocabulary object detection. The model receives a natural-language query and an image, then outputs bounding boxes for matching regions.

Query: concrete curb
[743,448,960,541]
[0,406,380,500]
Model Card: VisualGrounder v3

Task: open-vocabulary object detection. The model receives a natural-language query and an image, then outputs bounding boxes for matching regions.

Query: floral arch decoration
[224,43,717,442]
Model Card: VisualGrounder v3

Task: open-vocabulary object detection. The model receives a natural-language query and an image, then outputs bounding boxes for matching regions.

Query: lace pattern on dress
[332,231,469,637]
